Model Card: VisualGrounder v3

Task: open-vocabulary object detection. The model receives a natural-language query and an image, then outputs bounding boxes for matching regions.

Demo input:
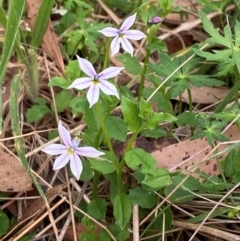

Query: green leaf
[139,98,152,121]
[66,60,81,81]
[105,116,128,142]
[48,77,70,89]
[198,10,230,48]
[143,88,173,113]
[142,168,170,189]
[188,207,230,224]
[99,229,111,241]
[233,150,240,172]
[82,101,100,131]
[80,161,94,181]
[113,193,131,230]
[26,98,51,123]
[124,148,157,175]
[89,156,115,175]
[52,90,73,112]
[224,150,235,178]
[152,205,173,233]
[146,37,167,52]
[146,112,177,130]
[193,48,228,61]
[69,97,85,113]
[81,216,95,232]
[88,198,107,220]
[121,96,142,132]
[171,174,201,191]
[0,209,9,237]
[108,224,130,241]
[65,0,93,11]
[129,187,156,208]
[188,75,224,87]
[168,79,190,97]
[0,0,25,132]
[176,112,196,127]
[140,127,167,139]
[234,21,240,47]
[79,232,95,241]
[164,184,195,203]
[148,51,176,76]
[10,75,47,222]
[211,103,240,128]
[116,53,142,75]
[30,0,55,48]
[18,233,36,241]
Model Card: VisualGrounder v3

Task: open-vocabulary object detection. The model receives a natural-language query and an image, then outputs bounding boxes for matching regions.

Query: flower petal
[76,55,96,77]
[58,121,72,147]
[98,27,119,37]
[99,67,124,80]
[99,80,119,99]
[70,153,83,179]
[124,30,146,40]
[53,153,70,170]
[68,77,92,90]
[87,84,100,108]
[120,13,137,32]
[110,36,121,57]
[42,144,67,155]
[75,147,105,157]
[120,38,134,56]
[72,137,80,148]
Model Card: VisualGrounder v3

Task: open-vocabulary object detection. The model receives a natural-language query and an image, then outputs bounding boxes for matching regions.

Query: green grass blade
[10,75,46,198]
[0,0,25,134]
[30,0,55,48]
[0,7,7,27]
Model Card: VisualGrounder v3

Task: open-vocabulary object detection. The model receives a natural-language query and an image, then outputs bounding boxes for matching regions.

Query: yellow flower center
[67,148,74,155]
[93,75,100,85]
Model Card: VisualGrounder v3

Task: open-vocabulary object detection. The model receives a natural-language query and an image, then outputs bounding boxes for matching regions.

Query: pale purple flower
[42,121,104,179]
[98,13,146,57]
[68,56,124,108]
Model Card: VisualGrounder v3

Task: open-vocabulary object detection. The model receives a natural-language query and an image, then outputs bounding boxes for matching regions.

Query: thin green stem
[96,103,118,166]
[187,88,194,136]
[138,48,150,103]
[118,132,139,190]
[167,122,174,136]
[213,141,235,206]
[138,24,160,104]
[215,68,240,113]
[187,88,193,113]
[234,68,239,103]
[95,102,121,192]
[103,38,111,69]
[92,170,99,200]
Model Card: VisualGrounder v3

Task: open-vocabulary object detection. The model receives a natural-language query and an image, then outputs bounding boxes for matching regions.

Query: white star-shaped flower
[98,13,146,57]
[68,56,124,108]
[42,121,104,179]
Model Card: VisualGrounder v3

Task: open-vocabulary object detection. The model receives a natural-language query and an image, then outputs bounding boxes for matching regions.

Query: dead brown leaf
[179,85,230,104]
[152,125,240,176]
[26,0,65,75]
[1,184,65,241]
[165,0,199,24]
[0,150,32,192]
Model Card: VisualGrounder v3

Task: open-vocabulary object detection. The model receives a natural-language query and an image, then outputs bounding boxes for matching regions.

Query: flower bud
[149,16,162,24]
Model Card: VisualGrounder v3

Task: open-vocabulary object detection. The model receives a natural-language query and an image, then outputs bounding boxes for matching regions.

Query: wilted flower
[149,16,162,24]
[42,121,104,179]
[68,56,124,107]
[98,13,146,57]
